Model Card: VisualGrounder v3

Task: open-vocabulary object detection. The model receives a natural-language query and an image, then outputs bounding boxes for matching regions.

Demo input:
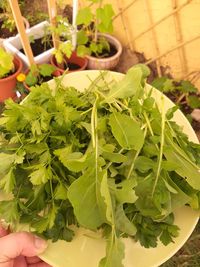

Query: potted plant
[0,47,23,102]
[0,0,29,45]
[23,63,61,90]
[75,0,122,70]
[151,76,200,134]
[49,16,88,73]
[3,21,53,68]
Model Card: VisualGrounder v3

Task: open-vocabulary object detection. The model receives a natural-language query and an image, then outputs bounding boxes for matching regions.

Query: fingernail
[34,236,48,253]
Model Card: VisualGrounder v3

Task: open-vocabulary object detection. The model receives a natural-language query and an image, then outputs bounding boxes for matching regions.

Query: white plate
[3,70,200,267]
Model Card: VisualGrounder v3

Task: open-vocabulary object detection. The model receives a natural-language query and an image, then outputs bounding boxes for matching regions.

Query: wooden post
[72,0,78,49]
[8,0,35,66]
[47,0,59,49]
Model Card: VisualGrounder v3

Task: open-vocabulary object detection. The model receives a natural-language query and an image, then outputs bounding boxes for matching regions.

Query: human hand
[0,226,52,267]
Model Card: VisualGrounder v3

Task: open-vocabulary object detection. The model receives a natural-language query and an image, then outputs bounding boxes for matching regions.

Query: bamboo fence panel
[64,0,200,90]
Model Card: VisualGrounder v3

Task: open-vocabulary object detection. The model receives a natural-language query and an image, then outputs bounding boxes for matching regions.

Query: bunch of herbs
[0,65,200,267]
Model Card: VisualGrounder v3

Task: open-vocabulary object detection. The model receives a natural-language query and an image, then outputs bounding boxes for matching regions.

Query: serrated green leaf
[0,200,19,223]
[0,168,15,193]
[54,147,89,172]
[39,64,56,77]
[96,5,115,33]
[188,95,200,109]
[0,153,16,174]
[29,166,51,185]
[76,7,93,26]
[180,80,197,93]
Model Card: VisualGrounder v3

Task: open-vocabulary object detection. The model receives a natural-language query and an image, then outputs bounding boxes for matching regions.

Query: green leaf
[105,65,149,103]
[29,166,51,185]
[77,45,90,57]
[39,64,56,77]
[135,156,154,172]
[68,168,106,230]
[0,153,15,174]
[100,171,113,224]
[77,30,88,45]
[164,146,200,190]
[151,77,174,93]
[32,217,49,233]
[0,200,19,223]
[109,112,144,150]
[25,71,38,87]
[115,204,136,236]
[76,7,93,26]
[188,95,200,109]
[0,168,15,193]
[96,5,115,33]
[99,233,125,267]
[160,225,179,246]
[0,48,14,78]
[112,178,137,204]
[54,147,89,172]
[32,205,58,232]
[180,80,197,93]
[54,184,68,200]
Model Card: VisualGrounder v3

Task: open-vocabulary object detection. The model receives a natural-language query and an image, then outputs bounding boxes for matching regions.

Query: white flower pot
[86,33,123,70]
[3,21,53,67]
[0,16,29,46]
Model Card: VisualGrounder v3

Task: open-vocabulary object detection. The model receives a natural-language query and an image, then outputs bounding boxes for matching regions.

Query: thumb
[0,232,48,262]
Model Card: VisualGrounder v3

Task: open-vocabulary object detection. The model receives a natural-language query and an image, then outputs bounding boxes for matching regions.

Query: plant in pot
[23,63,61,90]
[0,47,23,102]
[3,21,54,68]
[151,76,200,133]
[75,0,122,70]
[49,15,88,73]
[0,0,29,45]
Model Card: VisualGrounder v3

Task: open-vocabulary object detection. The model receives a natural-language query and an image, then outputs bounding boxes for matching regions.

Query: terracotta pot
[23,67,61,91]
[86,33,122,70]
[50,51,88,74]
[0,56,23,102]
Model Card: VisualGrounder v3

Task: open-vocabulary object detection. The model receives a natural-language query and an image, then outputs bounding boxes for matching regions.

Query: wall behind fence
[73,0,200,90]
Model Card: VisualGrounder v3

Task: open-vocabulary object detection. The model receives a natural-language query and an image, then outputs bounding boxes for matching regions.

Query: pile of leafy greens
[0,65,200,267]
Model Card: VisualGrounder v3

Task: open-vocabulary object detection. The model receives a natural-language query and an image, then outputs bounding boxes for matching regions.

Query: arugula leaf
[68,168,106,230]
[109,112,144,150]
[99,232,125,267]
[105,66,146,103]
[115,204,136,236]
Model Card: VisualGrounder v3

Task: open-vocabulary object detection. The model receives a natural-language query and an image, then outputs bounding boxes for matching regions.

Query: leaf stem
[152,97,165,197]
[127,126,147,179]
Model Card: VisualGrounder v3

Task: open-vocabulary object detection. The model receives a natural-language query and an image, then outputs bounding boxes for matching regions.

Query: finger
[0,232,48,261]
[26,256,41,264]
[13,256,27,267]
[0,227,8,238]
